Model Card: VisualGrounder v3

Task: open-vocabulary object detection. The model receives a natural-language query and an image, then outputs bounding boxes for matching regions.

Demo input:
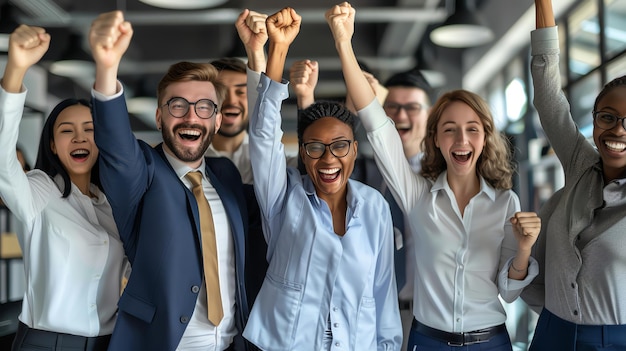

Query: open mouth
[178,129,201,141]
[605,140,626,153]
[221,106,243,121]
[70,149,90,160]
[452,150,472,162]
[318,167,340,182]
[223,111,242,119]
[395,124,411,132]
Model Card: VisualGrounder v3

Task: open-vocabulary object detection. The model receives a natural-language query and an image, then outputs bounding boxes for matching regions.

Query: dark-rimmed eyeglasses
[302,140,353,159]
[161,97,218,119]
[593,111,626,131]
[383,102,424,116]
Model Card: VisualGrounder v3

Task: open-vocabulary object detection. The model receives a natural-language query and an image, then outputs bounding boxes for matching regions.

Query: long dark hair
[35,98,101,198]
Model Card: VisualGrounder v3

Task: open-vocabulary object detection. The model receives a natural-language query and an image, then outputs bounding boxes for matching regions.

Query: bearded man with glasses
[88,10,260,351]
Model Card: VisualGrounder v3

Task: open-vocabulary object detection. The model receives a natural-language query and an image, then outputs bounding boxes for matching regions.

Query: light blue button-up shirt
[243,74,402,351]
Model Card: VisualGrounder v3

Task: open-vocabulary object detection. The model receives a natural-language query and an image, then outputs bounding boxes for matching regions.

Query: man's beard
[217,120,248,138]
[162,123,215,162]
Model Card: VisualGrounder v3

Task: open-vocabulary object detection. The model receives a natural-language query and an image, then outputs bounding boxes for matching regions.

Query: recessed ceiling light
[138,0,229,10]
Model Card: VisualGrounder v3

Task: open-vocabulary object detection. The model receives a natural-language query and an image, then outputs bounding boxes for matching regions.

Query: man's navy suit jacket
[93,94,254,351]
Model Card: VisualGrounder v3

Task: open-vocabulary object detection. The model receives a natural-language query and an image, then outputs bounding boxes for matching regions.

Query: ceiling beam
[17,7,448,28]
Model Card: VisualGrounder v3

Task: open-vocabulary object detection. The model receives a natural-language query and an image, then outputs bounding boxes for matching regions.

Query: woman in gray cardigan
[524,0,626,350]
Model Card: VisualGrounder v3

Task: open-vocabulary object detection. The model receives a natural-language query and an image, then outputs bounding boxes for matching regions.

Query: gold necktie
[186,171,223,325]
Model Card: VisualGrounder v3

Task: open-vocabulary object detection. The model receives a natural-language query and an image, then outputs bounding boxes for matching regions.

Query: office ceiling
[4,0,499,132]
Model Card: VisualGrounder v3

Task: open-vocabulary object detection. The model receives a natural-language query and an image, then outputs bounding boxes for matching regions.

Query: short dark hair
[384,69,433,104]
[594,75,626,112]
[157,62,226,108]
[297,101,356,145]
[35,98,100,198]
[210,57,247,75]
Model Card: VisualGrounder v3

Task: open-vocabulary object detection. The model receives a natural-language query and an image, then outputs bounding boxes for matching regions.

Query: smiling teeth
[453,151,471,155]
[179,130,200,136]
[70,149,88,156]
[319,168,340,174]
[605,141,626,152]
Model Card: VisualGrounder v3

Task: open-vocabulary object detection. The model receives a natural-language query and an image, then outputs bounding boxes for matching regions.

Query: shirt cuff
[500,256,539,289]
[92,81,124,101]
[531,26,559,56]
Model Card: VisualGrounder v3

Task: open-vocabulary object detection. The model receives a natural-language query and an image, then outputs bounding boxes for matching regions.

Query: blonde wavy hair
[421,89,515,190]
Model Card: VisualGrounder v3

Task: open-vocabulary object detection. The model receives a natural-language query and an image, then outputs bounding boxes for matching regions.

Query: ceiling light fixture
[138,0,229,10]
[430,0,494,48]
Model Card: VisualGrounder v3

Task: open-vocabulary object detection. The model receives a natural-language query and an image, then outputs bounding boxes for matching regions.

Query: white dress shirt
[0,87,126,337]
[162,153,237,351]
[360,98,538,333]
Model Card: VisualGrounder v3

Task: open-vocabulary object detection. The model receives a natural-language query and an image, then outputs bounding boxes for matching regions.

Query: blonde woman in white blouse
[0,25,126,351]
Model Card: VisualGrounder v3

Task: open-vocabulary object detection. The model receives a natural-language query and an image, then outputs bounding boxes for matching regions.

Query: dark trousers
[12,322,110,351]
[407,319,512,351]
[529,308,626,351]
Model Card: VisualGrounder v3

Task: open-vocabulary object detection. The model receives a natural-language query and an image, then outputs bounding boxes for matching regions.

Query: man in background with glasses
[88,10,259,351]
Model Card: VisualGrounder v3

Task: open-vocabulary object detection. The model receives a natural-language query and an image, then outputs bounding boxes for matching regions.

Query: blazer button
[180,316,190,324]
[191,285,200,293]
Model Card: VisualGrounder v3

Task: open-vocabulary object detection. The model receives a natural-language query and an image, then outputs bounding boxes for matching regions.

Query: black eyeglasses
[302,140,353,159]
[593,111,626,131]
[161,97,218,119]
[383,102,425,116]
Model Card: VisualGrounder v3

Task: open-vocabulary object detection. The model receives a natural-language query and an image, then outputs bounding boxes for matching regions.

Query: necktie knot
[186,171,203,188]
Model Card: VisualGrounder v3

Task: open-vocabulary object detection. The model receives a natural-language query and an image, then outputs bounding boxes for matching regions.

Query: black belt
[14,322,111,351]
[412,319,507,347]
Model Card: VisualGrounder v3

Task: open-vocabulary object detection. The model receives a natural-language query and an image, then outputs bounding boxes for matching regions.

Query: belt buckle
[447,341,465,347]
[462,331,491,346]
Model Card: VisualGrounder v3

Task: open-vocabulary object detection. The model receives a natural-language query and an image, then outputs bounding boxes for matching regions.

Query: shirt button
[335,342,340,347]
[180,316,189,323]
[571,283,575,288]
[333,323,339,328]
[332,307,338,312]
[456,318,460,322]
[573,310,578,316]
[191,285,200,293]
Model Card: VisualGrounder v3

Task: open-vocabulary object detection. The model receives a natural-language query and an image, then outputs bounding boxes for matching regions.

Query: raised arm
[344,69,388,114]
[235,9,268,73]
[2,25,50,93]
[89,10,133,95]
[0,25,50,222]
[535,0,556,29]
[266,7,301,82]
[531,0,596,171]
[289,59,319,109]
[326,2,374,111]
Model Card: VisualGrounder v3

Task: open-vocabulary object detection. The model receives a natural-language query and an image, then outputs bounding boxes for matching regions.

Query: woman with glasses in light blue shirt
[242,5,402,351]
